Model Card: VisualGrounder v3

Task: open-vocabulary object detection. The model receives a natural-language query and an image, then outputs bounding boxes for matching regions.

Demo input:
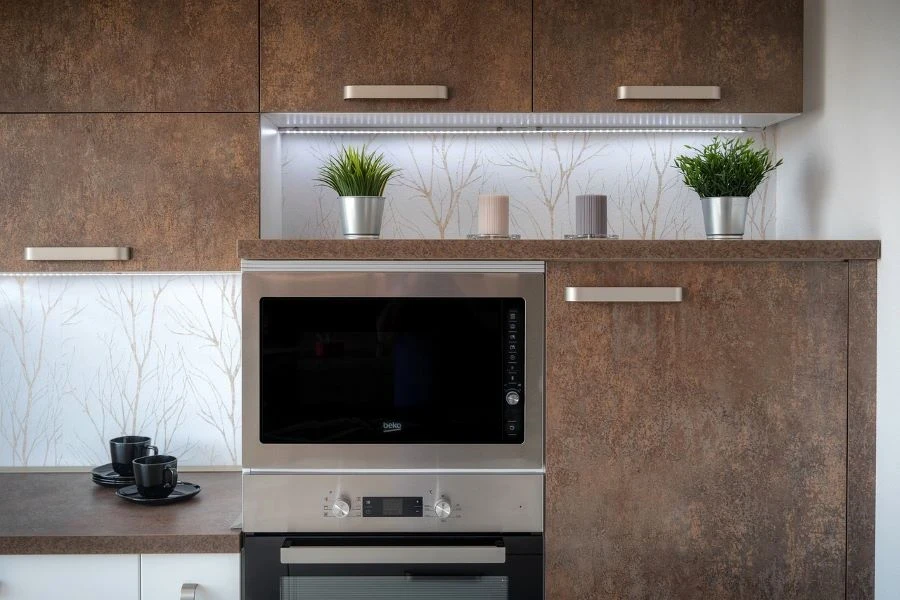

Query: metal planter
[339,196,385,239]
[699,196,749,240]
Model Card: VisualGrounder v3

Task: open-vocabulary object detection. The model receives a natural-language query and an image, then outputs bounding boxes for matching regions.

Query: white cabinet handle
[343,85,449,100]
[565,287,683,303]
[24,246,132,261]
[616,85,720,100]
[180,583,199,600]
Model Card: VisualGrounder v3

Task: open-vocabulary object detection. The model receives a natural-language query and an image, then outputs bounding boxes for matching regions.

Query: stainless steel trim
[24,246,132,261]
[616,85,721,101]
[344,85,449,100]
[242,472,543,533]
[244,468,545,475]
[280,546,505,565]
[242,270,544,470]
[565,287,684,303]
[241,260,545,273]
[180,583,198,600]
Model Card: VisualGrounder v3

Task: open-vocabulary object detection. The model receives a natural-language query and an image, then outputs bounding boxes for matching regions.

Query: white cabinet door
[0,554,140,600]
[141,554,240,600]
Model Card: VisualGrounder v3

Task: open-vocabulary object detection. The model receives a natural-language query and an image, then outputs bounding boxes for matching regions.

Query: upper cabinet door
[0,0,259,112]
[0,113,259,272]
[534,0,803,113]
[260,0,532,112]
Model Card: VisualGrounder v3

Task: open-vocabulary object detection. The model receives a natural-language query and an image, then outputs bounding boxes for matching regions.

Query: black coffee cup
[132,455,178,499]
[110,436,158,476]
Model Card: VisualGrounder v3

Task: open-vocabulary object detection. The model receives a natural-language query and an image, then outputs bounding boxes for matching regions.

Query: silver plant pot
[339,196,385,239]
[699,196,749,240]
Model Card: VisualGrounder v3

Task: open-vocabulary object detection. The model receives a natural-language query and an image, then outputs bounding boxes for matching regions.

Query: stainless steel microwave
[241,261,544,471]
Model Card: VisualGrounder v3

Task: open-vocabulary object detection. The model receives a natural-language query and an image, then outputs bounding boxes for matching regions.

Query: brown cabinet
[545,261,853,598]
[260,0,532,112]
[534,0,803,113]
[0,114,259,272]
[0,0,259,112]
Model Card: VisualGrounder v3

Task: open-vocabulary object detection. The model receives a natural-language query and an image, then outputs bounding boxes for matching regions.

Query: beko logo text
[382,421,402,432]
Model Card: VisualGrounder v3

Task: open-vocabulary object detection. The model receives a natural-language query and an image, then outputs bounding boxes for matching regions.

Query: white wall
[776,0,900,596]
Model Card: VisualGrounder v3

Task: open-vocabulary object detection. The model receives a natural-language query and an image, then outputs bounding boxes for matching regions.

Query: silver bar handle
[180,583,198,600]
[617,85,721,100]
[280,545,506,565]
[565,287,683,303]
[344,85,449,100]
[24,246,132,261]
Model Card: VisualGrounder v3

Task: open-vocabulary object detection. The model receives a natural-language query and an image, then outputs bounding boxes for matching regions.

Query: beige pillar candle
[478,194,510,236]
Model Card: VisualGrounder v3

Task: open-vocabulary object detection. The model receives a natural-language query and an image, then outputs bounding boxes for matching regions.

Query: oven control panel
[243,473,543,533]
[323,491,463,521]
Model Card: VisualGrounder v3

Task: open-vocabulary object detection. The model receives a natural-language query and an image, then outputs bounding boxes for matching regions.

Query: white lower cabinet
[0,554,140,600]
[141,554,240,600]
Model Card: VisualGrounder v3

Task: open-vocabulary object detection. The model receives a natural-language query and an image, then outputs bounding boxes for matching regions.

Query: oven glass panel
[280,576,508,599]
[259,297,524,444]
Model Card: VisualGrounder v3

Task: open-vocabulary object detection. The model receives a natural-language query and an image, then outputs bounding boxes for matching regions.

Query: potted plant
[673,137,782,239]
[315,145,400,239]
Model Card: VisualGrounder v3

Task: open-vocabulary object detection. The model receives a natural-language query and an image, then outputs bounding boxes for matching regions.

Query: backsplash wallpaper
[278,131,777,240]
[0,274,241,467]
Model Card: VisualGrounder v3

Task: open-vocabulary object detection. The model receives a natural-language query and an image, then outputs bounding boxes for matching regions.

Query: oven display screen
[362,496,423,517]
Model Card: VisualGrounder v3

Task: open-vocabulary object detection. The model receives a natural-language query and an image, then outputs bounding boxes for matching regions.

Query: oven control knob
[505,390,521,406]
[434,498,452,519]
[331,498,350,518]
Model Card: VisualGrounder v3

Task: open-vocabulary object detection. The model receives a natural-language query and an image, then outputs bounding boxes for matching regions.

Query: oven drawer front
[243,535,543,600]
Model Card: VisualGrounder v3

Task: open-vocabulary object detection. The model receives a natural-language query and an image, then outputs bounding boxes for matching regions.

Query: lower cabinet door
[545,261,849,599]
[141,554,240,600]
[0,554,139,600]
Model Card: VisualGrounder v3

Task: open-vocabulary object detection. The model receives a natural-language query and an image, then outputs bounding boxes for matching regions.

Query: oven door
[243,534,543,600]
[242,261,544,471]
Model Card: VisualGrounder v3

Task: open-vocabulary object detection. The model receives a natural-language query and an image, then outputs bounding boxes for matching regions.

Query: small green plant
[673,137,782,198]
[315,145,400,197]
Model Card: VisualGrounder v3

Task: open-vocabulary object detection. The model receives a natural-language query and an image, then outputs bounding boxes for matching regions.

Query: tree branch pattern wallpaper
[0,131,778,467]
[0,274,241,467]
[279,131,777,240]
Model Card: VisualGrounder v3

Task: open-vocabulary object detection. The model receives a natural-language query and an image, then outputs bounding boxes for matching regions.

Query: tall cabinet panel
[0,114,259,272]
[534,0,803,113]
[545,261,847,598]
[0,0,259,112]
[260,0,532,112]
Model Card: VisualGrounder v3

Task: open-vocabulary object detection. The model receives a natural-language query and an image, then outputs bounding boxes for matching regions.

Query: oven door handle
[280,546,506,564]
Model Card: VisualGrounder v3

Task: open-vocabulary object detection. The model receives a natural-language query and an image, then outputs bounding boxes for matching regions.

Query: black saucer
[115,482,201,505]
[91,463,135,487]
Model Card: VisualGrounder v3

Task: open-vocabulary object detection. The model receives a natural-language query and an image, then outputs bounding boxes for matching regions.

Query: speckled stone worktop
[0,472,240,554]
[238,239,881,262]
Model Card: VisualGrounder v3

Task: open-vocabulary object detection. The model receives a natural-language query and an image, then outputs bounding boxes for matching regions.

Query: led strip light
[280,127,748,135]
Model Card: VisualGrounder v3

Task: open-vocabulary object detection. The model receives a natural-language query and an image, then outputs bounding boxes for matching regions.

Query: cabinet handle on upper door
[565,287,683,303]
[343,85,449,100]
[616,86,720,101]
[180,583,198,600]
[24,246,132,261]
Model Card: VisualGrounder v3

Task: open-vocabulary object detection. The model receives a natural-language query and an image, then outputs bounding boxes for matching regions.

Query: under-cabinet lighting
[279,127,748,135]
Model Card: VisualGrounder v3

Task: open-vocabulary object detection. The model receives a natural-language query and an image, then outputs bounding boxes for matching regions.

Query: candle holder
[566,194,618,239]
[477,194,511,237]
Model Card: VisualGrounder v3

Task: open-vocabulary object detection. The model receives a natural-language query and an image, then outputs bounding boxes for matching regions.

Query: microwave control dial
[331,497,350,518]
[434,497,452,519]
[505,390,521,406]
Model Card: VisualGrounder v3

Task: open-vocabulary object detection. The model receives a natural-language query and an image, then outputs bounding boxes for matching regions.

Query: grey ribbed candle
[575,195,607,236]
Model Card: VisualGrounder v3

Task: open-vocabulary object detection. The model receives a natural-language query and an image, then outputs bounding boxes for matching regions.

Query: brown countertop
[238,239,881,262]
[0,472,241,554]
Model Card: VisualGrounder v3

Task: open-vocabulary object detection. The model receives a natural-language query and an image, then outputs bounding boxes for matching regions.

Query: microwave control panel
[503,305,524,441]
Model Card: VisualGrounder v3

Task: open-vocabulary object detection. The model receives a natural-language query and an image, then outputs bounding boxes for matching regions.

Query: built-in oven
[241,472,544,600]
[241,261,545,471]
[244,534,542,600]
